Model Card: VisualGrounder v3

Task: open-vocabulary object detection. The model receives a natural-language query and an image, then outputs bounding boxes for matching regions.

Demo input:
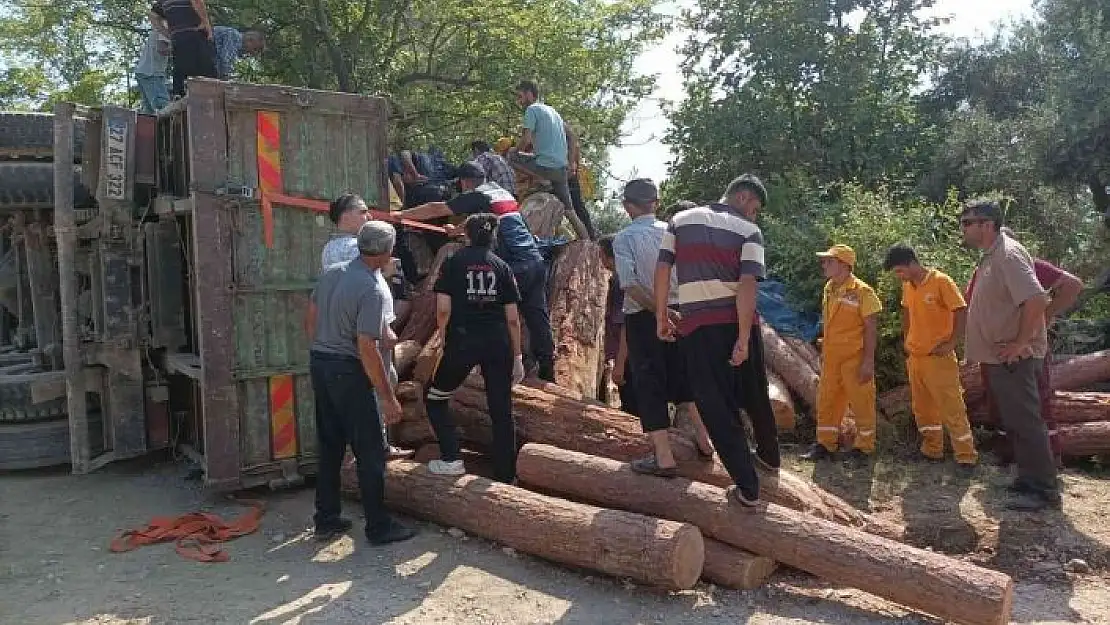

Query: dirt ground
[3,444,1110,625]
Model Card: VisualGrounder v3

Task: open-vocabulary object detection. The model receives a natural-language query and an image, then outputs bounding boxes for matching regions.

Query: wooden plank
[187,80,241,488]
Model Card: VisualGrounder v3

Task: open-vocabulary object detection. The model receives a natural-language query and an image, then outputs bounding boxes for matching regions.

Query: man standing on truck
[148,0,217,98]
[133,29,172,113]
[395,162,557,382]
[507,80,592,241]
[212,26,266,80]
[320,193,413,461]
[305,220,416,545]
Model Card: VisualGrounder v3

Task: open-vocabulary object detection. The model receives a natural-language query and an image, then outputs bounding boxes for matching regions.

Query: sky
[605,0,1036,192]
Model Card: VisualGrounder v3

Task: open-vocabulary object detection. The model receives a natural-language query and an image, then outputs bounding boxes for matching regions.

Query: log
[347,460,706,590]
[969,391,1110,426]
[412,330,445,385]
[767,371,796,432]
[398,242,461,345]
[517,444,1013,625]
[761,324,819,408]
[546,240,608,399]
[702,539,777,590]
[880,362,985,419]
[782,335,821,372]
[394,340,422,380]
[1051,349,1110,391]
[520,192,567,239]
[405,381,900,538]
[1057,421,1110,457]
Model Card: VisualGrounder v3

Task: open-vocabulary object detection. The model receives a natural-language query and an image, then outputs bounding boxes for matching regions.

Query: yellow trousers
[907,353,978,464]
[816,351,876,453]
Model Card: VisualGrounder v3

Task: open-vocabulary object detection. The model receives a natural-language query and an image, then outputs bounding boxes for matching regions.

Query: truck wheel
[0,371,68,423]
[0,112,86,161]
[0,162,91,210]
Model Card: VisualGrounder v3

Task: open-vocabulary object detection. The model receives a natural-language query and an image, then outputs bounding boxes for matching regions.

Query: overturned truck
[0,80,399,485]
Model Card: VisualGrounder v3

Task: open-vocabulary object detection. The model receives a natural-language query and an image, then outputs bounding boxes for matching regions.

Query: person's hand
[929,339,956,357]
[656,313,677,342]
[666,308,681,326]
[858,359,875,384]
[381,396,404,426]
[443,223,464,239]
[997,341,1032,364]
[729,337,749,367]
[568,162,578,178]
[512,355,525,385]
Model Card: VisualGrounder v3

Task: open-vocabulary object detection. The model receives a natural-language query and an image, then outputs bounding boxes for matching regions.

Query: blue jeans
[136,74,170,113]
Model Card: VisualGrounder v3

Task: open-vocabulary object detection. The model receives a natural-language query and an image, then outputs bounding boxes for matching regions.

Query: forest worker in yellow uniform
[801,244,881,462]
[884,245,978,467]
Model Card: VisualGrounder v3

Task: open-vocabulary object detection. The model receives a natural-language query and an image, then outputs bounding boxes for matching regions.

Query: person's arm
[998,295,1049,363]
[505,303,522,358]
[612,235,655,313]
[190,0,213,38]
[729,274,758,366]
[149,7,170,38]
[1045,270,1083,322]
[395,201,452,221]
[655,225,678,340]
[930,307,967,356]
[859,314,878,383]
[519,129,535,154]
[900,306,910,352]
[434,293,451,335]
[997,250,1052,362]
[357,334,401,422]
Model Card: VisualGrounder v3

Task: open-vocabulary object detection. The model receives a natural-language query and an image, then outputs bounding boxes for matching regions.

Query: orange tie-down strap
[109,499,265,563]
[259,191,447,248]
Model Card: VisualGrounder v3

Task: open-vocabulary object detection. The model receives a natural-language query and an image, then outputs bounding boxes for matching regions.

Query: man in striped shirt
[655,174,776,506]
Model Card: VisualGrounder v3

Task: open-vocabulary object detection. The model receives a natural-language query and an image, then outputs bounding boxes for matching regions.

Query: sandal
[629,456,678,478]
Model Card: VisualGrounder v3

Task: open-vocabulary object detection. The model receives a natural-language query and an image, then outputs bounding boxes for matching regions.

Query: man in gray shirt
[305,220,416,545]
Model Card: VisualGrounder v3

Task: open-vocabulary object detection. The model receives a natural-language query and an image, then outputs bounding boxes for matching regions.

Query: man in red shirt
[965,227,1084,462]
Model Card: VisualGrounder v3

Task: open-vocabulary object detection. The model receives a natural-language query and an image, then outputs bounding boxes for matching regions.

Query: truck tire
[0,371,68,422]
[0,162,91,210]
[0,112,86,161]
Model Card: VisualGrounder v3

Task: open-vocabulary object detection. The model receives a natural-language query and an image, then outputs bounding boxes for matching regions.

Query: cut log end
[703,539,777,590]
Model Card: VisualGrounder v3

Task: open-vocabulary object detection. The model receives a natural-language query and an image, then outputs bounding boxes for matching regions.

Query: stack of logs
[338,201,1017,624]
[879,350,1110,458]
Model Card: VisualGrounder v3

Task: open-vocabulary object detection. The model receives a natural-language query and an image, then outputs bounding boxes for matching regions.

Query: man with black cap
[614,179,715,477]
[396,161,556,381]
[961,199,1058,510]
[304,220,416,545]
[655,174,779,507]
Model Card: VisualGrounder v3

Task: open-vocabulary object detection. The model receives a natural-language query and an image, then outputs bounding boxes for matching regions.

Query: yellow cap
[816,244,856,267]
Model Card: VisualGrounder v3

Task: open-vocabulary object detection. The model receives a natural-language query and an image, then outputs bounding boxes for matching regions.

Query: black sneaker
[799,443,832,461]
[537,362,556,383]
[367,519,418,546]
[728,485,760,508]
[314,517,353,542]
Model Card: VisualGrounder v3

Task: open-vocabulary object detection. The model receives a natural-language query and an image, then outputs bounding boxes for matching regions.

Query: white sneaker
[427,459,465,476]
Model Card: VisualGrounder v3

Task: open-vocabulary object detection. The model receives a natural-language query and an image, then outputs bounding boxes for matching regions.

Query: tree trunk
[398,242,461,345]
[761,324,819,408]
[1057,421,1110,457]
[517,444,1013,625]
[520,192,568,239]
[782,335,821,372]
[412,331,445,385]
[346,460,706,591]
[1051,350,1110,391]
[880,362,985,419]
[703,539,777,590]
[403,381,900,538]
[394,340,422,380]
[547,240,608,399]
[767,371,796,431]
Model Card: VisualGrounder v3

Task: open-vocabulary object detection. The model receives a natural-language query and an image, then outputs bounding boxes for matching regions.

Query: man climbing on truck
[133,29,172,113]
[148,0,217,98]
[395,161,557,382]
[212,26,266,80]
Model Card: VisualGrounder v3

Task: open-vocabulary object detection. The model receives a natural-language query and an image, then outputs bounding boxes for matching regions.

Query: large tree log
[767,371,797,432]
[394,340,422,381]
[761,324,819,408]
[403,381,900,538]
[520,192,568,239]
[546,240,608,399]
[879,362,985,418]
[1051,349,1110,391]
[1057,421,1110,457]
[968,391,1110,426]
[782,335,821,372]
[703,539,777,590]
[517,444,1013,625]
[398,242,461,345]
[345,460,705,590]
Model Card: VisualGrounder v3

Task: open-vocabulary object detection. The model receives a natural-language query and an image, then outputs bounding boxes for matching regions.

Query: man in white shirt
[134,30,172,114]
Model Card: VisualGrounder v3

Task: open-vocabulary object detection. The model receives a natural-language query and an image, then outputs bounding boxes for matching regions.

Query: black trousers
[984,359,1057,492]
[681,324,763,498]
[170,29,217,97]
[309,351,390,532]
[624,310,692,433]
[738,326,781,468]
[425,329,517,482]
[618,368,640,416]
[567,175,597,240]
[513,259,555,371]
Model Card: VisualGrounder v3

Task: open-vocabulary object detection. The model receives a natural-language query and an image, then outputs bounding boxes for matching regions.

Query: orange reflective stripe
[269,374,297,460]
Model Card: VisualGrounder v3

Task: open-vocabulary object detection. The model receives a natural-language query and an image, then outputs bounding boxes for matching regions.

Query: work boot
[367,518,417,546]
[314,517,353,542]
[728,485,760,508]
[799,443,832,461]
[537,361,556,383]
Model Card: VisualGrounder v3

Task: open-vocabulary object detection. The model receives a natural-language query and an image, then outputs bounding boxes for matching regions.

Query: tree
[664,0,945,203]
